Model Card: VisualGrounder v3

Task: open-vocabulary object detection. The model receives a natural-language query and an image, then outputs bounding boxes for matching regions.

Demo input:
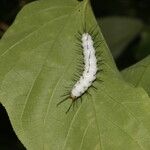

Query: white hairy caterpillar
[71,33,97,99]
[57,27,102,113]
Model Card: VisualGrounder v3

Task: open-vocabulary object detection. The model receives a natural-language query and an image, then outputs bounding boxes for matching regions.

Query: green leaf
[122,56,150,95]
[134,27,150,61]
[98,17,143,58]
[0,0,150,150]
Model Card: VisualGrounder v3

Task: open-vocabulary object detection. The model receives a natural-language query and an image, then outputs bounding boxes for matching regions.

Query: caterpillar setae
[57,26,103,113]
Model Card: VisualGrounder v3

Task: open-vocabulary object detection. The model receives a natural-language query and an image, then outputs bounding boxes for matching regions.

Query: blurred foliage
[98,17,143,58]
[91,0,150,23]
[0,0,149,149]
[134,26,150,60]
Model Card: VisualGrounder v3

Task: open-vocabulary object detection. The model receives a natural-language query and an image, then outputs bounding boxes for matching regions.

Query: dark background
[0,0,150,149]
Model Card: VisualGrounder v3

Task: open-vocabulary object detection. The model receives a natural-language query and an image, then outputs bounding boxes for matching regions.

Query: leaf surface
[0,0,150,150]
[122,56,150,95]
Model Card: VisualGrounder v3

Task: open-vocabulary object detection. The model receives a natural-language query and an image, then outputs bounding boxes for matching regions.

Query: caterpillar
[71,33,97,99]
[57,26,103,113]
